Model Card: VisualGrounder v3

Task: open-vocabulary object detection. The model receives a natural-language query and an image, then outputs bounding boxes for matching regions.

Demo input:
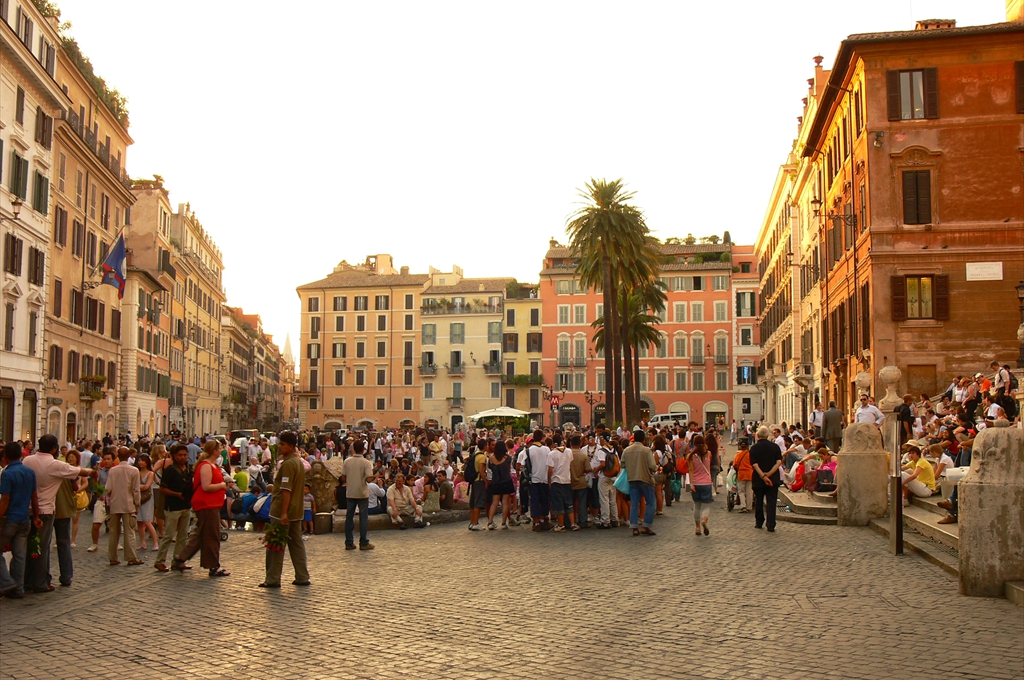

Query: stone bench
[330,507,471,533]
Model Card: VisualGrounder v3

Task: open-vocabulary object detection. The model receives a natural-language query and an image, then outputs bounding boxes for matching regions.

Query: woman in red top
[172,440,230,577]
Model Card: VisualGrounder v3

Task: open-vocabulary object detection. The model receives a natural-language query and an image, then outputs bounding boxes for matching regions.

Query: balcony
[557,357,571,367]
[447,363,465,375]
[573,357,587,367]
[79,377,107,402]
[690,355,706,365]
[714,355,729,365]
[502,374,544,386]
[421,302,503,316]
[446,397,465,409]
[64,109,134,191]
[483,362,502,375]
[418,364,438,376]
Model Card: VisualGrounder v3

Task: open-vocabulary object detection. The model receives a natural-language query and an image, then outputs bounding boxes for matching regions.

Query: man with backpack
[592,434,619,529]
[464,440,489,531]
[524,430,552,532]
[991,361,1018,418]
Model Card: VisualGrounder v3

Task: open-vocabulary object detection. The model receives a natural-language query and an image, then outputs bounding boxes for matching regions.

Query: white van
[648,413,688,428]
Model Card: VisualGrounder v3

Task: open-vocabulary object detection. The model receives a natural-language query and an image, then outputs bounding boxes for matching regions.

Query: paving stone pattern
[1,500,1022,680]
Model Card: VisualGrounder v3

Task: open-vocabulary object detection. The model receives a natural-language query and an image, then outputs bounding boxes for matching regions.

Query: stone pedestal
[307,460,338,514]
[877,365,903,456]
[837,422,889,526]
[958,422,1024,597]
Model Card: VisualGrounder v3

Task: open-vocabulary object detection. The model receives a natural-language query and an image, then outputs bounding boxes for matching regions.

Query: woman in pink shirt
[687,435,714,536]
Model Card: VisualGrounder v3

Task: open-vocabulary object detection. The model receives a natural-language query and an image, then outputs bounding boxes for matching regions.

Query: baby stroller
[725,466,741,512]
[187,511,230,542]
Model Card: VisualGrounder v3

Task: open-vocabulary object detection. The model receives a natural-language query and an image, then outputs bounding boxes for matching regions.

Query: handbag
[140,487,152,505]
[75,489,90,511]
[669,477,682,496]
[613,469,630,495]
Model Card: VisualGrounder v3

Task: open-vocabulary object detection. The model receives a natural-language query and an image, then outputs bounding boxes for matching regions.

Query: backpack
[602,448,619,477]
[523,447,534,482]
[464,452,483,484]
[1004,367,1018,392]
[661,451,676,478]
[252,493,272,520]
[230,497,244,515]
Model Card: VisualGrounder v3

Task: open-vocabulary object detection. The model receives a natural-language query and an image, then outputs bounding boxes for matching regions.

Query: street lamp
[1016,280,1024,368]
[584,390,602,428]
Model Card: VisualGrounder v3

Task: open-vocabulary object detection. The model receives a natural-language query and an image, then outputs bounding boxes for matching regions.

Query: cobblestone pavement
[1,498,1022,680]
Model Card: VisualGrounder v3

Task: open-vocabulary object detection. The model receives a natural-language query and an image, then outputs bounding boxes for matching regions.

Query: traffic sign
[550,395,560,408]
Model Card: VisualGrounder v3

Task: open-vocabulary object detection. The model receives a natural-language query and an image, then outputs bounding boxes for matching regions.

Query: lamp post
[584,390,602,428]
[1016,280,1024,369]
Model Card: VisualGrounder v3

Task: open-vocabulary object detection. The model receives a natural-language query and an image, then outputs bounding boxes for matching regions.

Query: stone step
[776,512,837,525]
[332,508,471,532]
[902,504,959,551]
[909,493,948,517]
[778,488,838,517]
[868,518,959,577]
[808,490,838,505]
[1004,581,1024,608]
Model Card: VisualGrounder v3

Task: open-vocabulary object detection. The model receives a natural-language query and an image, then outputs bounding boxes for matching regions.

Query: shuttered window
[1016,61,1024,115]
[887,68,938,121]
[901,170,932,225]
[892,275,948,321]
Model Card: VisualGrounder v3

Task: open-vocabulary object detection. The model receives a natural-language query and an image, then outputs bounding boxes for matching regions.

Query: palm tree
[567,179,649,425]
[623,280,667,423]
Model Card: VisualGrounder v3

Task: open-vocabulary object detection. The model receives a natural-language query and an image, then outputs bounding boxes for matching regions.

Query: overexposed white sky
[55,0,1008,361]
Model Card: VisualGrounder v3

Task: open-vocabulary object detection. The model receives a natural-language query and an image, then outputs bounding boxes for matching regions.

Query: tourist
[135,454,158,551]
[386,473,426,528]
[87,449,115,553]
[895,394,916,446]
[731,439,753,512]
[486,440,515,530]
[106,447,143,567]
[0,442,41,599]
[622,430,657,536]
[855,395,885,427]
[706,427,722,495]
[593,434,620,529]
[549,433,574,532]
[341,439,374,550]
[437,469,454,510]
[173,440,229,577]
[821,401,844,452]
[900,444,936,503]
[466,441,488,531]
[568,435,590,529]
[155,445,192,572]
[525,431,552,532]
[259,432,309,587]
[687,435,714,536]
[750,426,783,532]
[301,484,316,537]
[64,450,88,548]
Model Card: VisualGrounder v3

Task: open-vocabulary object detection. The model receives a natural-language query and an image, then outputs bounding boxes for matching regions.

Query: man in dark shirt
[749,426,783,532]
[895,394,915,446]
[155,445,192,571]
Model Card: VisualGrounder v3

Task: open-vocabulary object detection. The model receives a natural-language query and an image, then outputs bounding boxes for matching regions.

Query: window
[893,274,949,321]
[75,170,83,208]
[404,314,413,331]
[488,321,501,344]
[53,205,67,246]
[450,323,465,344]
[556,280,571,295]
[691,303,703,322]
[377,314,386,331]
[375,397,385,410]
[740,327,752,346]
[556,372,570,391]
[86,231,97,267]
[71,220,84,257]
[375,294,389,310]
[741,262,751,273]
[3,302,13,350]
[422,323,435,345]
[692,372,704,391]
[491,382,500,399]
[530,360,540,376]
[3,234,23,275]
[355,341,365,358]
[48,344,63,379]
[9,152,28,199]
[674,335,686,357]
[716,371,728,391]
[656,335,667,358]
[558,338,569,361]
[887,68,937,121]
[356,315,366,332]
[901,170,932,225]
[557,305,569,324]
[595,304,603,321]
[334,369,345,386]
[307,297,319,312]
[309,316,321,340]
[715,336,728,360]
[333,296,347,311]
[452,382,462,399]
[714,301,727,322]
[335,316,345,332]
[377,341,386,358]
[712,275,728,291]
[422,381,435,399]
[656,372,668,392]
[692,276,704,291]
[573,373,585,392]
[596,373,606,391]
[354,296,368,311]
[526,332,542,352]
[377,368,386,385]
[737,365,756,385]
[505,389,515,409]
[691,337,704,361]
[404,369,412,385]
[530,308,539,326]
[638,372,648,392]
[736,292,755,317]
[506,308,516,326]
[403,398,413,411]
[332,342,346,358]
[674,303,686,322]
[675,372,687,391]
[404,294,414,310]
[451,350,462,368]
[503,333,519,353]
[354,398,363,410]
[573,304,585,324]
[355,369,365,386]
[334,397,344,409]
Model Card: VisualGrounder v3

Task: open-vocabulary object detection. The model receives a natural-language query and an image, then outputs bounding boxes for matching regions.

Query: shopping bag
[613,469,630,495]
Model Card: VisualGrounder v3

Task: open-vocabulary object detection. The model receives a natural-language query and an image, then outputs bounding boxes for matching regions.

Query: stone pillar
[958,421,1024,597]
[837,422,889,525]
[877,365,903,456]
[1012,368,1024,430]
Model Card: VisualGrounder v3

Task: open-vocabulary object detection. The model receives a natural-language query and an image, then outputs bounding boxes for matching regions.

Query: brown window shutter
[916,170,932,224]
[902,171,918,224]
[891,276,907,321]
[933,275,950,320]
[1016,62,1024,115]
[887,70,901,121]
[923,68,939,119]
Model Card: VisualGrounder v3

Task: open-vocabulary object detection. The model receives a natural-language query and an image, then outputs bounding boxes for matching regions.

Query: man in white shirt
[811,403,824,437]
[854,395,885,427]
[591,434,619,528]
[773,427,786,452]
[525,431,552,531]
[548,439,573,531]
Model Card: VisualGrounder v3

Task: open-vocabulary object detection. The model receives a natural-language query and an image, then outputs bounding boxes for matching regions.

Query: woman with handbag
[65,450,90,548]
[687,435,714,536]
[135,454,158,550]
[651,435,670,514]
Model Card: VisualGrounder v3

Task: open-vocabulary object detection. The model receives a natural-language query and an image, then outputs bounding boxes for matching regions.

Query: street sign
[550,395,560,408]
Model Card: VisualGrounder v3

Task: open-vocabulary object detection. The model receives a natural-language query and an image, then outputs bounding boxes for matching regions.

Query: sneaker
[552,525,565,532]
[469,524,485,531]
[486,522,497,530]
[508,517,520,527]
[596,523,610,530]
[87,544,98,552]
[301,535,309,541]
[532,524,543,532]
[570,524,580,531]
[359,543,375,550]
[398,523,408,530]
[498,523,508,530]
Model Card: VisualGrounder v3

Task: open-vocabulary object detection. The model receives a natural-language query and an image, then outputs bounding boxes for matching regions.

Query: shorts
[690,485,714,504]
[551,483,573,515]
[489,480,514,496]
[92,501,107,524]
[529,482,550,518]
[303,510,313,522]
[469,481,488,509]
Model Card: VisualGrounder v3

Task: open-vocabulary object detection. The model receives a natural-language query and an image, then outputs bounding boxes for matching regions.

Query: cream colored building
[499,291,544,415]
[219,305,250,431]
[170,203,224,435]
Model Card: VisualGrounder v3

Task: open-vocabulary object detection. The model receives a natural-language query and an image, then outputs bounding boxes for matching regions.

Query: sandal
[126,560,145,566]
[257,582,281,588]
[208,568,231,577]
[169,558,188,572]
[632,529,640,536]
[109,560,121,566]
[640,528,656,536]
[154,564,169,572]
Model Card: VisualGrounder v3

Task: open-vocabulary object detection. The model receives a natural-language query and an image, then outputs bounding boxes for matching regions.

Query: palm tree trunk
[633,340,642,422]
[601,257,619,425]
[619,288,634,426]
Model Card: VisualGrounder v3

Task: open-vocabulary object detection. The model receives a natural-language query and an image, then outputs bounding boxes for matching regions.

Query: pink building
[539,240,758,428]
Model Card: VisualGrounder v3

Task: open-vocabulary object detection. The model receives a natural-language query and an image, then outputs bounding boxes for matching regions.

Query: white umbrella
[468,406,531,420]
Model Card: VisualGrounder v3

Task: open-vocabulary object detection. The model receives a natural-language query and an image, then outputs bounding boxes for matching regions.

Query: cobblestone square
[1,502,1021,680]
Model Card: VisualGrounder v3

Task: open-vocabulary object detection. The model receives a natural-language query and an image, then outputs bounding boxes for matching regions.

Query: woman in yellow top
[900,445,936,502]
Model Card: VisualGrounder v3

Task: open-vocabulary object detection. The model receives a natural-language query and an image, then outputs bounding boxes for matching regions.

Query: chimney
[914,18,956,30]
[400,266,409,275]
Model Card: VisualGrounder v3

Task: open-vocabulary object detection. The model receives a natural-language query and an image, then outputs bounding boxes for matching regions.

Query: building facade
[219,305,250,431]
[730,245,763,426]
[500,290,545,416]
[118,266,170,436]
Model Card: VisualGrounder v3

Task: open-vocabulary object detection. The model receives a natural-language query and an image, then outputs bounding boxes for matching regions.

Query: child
[302,484,316,538]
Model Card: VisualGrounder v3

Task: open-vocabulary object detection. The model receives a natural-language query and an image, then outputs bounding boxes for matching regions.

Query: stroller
[725,465,741,512]
[187,510,230,542]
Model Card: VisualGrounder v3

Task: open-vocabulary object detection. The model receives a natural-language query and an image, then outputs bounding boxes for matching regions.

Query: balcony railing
[573,357,587,367]
[64,109,134,191]
[446,397,465,409]
[714,355,729,365]
[447,363,465,375]
[557,357,571,367]
[418,364,438,375]
[690,355,706,365]
[421,303,503,316]
[483,362,502,375]
[502,374,545,385]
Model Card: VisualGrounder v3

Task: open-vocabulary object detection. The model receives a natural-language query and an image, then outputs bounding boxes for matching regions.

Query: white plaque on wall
[965,262,1003,281]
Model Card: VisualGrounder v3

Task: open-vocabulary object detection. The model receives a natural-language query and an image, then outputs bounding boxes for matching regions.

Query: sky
[54,0,1009,363]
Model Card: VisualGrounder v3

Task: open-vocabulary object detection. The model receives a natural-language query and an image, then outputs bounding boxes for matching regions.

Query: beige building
[499,289,544,414]
[170,203,224,435]
[219,305,250,431]
[118,266,170,436]
[419,268,510,430]
[281,333,297,427]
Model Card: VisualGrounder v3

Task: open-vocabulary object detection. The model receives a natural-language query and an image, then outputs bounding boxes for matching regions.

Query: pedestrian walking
[341,439,375,551]
[259,432,310,588]
[622,430,657,536]
[750,426,783,532]
[155,445,192,572]
[172,440,229,577]
[106,447,142,567]
[0,442,41,599]
[688,435,714,536]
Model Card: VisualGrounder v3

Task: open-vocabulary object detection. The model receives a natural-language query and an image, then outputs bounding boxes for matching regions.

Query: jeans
[54,517,73,586]
[529,482,550,520]
[345,498,370,546]
[0,521,30,596]
[24,514,54,591]
[573,488,590,524]
[628,481,656,529]
[753,484,779,530]
[156,508,191,565]
[597,476,619,525]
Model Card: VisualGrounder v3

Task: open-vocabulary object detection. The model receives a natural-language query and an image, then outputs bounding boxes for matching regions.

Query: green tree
[683,233,696,245]
[568,178,650,425]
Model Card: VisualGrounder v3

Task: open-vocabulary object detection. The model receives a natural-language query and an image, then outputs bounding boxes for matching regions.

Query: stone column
[1012,368,1024,430]
[958,421,1024,597]
[876,365,903,455]
[837,422,889,525]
